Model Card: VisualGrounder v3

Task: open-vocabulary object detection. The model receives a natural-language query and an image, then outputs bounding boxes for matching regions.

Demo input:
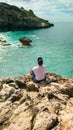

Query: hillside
[0,3,54,31]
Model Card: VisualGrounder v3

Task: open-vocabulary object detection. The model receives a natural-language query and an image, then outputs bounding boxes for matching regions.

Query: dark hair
[37,57,43,65]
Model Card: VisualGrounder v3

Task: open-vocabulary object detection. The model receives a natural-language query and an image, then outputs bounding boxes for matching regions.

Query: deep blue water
[0,22,73,78]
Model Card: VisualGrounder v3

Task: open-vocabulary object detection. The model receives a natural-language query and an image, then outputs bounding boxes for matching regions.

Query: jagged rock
[0,37,11,46]
[0,106,12,126]
[0,3,54,32]
[0,72,73,130]
[0,84,15,101]
[3,109,32,130]
[45,72,62,82]
[19,37,32,46]
[15,80,26,89]
[1,77,14,84]
[8,82,19,89]
[32,112,58,130]
[60,82,73,97]
[27,81,39,92]
[9,90,22,103]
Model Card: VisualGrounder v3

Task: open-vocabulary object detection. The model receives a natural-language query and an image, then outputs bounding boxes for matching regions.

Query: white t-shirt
[32,65,46,80]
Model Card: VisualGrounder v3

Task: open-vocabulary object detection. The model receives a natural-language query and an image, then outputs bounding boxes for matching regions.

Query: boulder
[19,37,32,46]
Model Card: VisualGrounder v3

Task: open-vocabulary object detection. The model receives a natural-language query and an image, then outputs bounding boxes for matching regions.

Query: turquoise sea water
[0,22,73,78]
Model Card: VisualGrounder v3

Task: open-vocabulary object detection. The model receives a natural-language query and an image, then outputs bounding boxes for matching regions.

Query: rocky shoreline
[0,72,73,130]
[0,3,54,32]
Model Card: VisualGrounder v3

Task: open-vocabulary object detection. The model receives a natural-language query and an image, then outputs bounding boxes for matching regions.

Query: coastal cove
[0,22,73,78]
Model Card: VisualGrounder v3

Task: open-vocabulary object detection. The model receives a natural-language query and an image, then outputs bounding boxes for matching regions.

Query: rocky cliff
[0,72,73,130]
[0,3,54,32]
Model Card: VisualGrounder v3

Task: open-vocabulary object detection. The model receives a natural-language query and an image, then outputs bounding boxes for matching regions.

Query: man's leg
[31,72,36,79]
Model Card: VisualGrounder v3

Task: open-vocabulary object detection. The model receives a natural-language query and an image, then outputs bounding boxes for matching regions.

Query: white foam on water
[36,37,39,39]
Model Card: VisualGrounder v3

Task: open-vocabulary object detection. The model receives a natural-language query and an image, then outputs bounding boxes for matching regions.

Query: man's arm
[30,69,33,75]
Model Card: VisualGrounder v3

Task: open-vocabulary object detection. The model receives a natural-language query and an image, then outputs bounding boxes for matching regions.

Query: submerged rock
[0,37,11,46]
[0,42,11,46]
[0,72,73,130]
[0,3,54,32]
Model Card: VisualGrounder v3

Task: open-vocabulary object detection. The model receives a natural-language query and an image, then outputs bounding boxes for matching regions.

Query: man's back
[32,65,46,80]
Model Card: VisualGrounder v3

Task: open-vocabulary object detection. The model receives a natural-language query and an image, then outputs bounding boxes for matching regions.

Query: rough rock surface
[0,3,54,32]
[0,72,73,130]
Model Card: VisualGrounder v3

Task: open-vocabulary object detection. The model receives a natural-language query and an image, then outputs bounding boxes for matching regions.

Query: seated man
[30,57,46,82]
